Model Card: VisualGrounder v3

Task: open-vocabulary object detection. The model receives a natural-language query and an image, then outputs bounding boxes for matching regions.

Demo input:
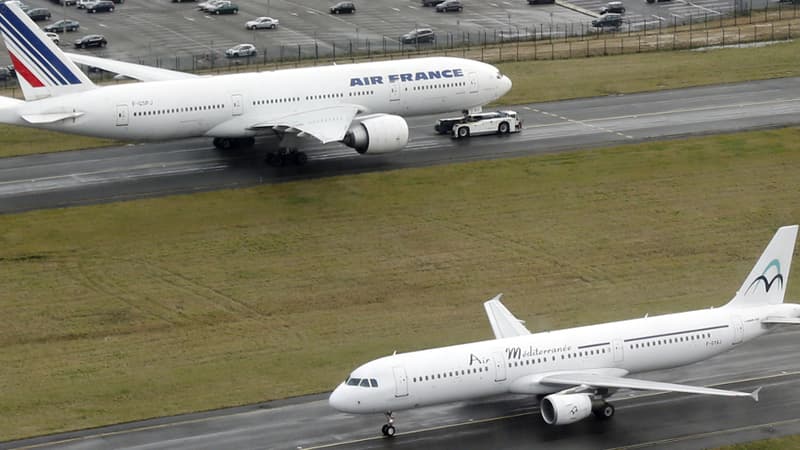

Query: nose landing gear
[381,411,396,437]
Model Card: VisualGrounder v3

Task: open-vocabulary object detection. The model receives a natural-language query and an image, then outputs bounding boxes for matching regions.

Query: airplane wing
[250,104,361,144]
[538,371,760,400]
[66,53,200,81]
[483,294,531,339]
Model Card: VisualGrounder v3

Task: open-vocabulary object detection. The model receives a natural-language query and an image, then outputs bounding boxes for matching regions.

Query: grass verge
[1,127,800,439]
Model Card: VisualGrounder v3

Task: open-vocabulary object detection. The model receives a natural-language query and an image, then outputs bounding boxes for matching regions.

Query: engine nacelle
[540,394,593,425]
[342,114,409,155]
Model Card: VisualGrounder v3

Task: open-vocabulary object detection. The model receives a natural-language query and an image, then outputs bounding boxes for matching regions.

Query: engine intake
[342,114,409,155]
[540,394,593,425]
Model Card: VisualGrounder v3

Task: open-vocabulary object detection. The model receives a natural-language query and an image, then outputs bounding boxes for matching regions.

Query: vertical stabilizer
[726,225,798,308]
[0,2,95,101]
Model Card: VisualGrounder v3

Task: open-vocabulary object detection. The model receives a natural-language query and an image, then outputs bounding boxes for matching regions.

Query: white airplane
[0,3,512,166]
[330,225,800,437]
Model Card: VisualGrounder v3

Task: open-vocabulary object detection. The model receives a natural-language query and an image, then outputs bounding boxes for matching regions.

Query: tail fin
[725,225,798,308]
[0,2,95,101]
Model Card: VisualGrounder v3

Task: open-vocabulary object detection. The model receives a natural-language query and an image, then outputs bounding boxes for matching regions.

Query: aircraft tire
[385,425,395,437]
[593,403,615,420]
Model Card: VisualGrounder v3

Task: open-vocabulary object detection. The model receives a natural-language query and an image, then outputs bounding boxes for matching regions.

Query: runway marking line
[7,371,800,449]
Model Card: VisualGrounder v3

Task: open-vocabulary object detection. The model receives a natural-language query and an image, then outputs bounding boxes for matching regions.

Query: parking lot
[0,0,768,69]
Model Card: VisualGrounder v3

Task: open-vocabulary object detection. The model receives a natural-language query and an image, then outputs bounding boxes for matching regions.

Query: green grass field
[2,128,800,439]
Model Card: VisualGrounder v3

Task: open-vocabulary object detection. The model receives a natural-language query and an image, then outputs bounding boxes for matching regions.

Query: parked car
[52,0,77,6]
[74,34,107,48]
[401,28,435,44]
[26,7,51,21]
[3,0,30,11]
[451,111,522,139]
[0,66,12,82]
[44,19,80,32]
[329,1,355,13]
[208,1,237,14]
[435,0,462,12]
[527,0,555,4]
[198,0,226,11]
[421,0,444,5]
[86,0,115,12]
[225,43,256,57]
[45,31,60,44]
[110,0,124,3]
[600,1,625,14]
[245,16,278,29]
[76,0,91,8]
[592,13,623,28]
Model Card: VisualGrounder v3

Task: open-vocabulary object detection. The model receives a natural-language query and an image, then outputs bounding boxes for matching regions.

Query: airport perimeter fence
[1,2,798,92]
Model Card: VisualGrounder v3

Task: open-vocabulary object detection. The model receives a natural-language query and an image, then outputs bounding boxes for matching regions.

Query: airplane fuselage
[330,303,799,414]
[1,57,508,141]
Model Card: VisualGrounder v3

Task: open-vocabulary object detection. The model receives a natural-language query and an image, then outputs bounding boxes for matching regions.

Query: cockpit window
[370,379,378,387]
[359,379,371,387]
[347,378,361,386]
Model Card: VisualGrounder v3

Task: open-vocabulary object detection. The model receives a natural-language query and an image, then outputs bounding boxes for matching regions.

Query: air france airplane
[0,3,512,166]
[330,226,800,437]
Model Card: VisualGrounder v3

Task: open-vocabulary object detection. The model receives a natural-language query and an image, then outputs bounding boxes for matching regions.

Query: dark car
[592,13,623,28]
[74,34,107,48]
[52,0,77,6]
[329,1,355,13]
[44,19,80,32]
[0,66,12,82]
[26,8,51,21]
[401,28,435,44]
[421,0,444,5]
[527,0,555,4]
[87,0,114,12]
[435,0,462,11]
[599,1,625,14]
[209,2,238,14]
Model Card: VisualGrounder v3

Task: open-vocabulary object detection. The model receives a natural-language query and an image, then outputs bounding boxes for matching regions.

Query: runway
[2,77,800,214]
[4,328,800,450]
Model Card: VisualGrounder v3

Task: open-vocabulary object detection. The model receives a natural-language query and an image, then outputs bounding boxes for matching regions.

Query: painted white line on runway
[184,16,195,21]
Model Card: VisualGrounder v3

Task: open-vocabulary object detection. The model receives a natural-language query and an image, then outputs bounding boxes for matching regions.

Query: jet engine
[540,394,593,425]
[342,114,409,155]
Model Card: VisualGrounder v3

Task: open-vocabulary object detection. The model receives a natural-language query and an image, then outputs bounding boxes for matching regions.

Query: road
[1,77,799,214]
[3,328,799,450]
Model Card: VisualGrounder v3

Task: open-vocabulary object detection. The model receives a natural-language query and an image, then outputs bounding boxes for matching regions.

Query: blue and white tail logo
[727,225,798,308]
[0,2,94,100]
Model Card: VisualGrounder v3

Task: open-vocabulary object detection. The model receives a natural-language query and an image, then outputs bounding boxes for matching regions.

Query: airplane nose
[329,385,351,413]
[501,75,512,96]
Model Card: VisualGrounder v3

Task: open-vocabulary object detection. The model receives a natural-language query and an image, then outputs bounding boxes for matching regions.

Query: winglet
[751,386,762,402]
[483,294,531,339]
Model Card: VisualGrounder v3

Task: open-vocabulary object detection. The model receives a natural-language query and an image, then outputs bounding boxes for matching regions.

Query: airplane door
[732,316,744,344]
[389,82,400,102]
[231,94,243,116]
[392,367,408,397]
[612,340,624,363]
[468,72,478,94]
[492,352,506,382]
[115,104,129,126]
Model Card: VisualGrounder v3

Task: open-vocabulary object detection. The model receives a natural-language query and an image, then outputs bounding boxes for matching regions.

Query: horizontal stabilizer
[483,294,531,339]
[22,112,84,124]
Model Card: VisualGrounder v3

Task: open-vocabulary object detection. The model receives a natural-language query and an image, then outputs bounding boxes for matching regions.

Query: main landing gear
[593,402,615,420]
[265,148,308,167]
[212,137,255,150]
[381,411,396,437]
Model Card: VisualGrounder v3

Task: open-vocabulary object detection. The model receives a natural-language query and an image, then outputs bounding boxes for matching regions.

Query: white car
[76,0,92,9]
[45,31,60,45]
[451,110,522,139]
[245,16,278,29]
[225,43,256,58]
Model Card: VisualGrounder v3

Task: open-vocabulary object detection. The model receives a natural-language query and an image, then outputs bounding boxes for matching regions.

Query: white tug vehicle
[445,110,522,139]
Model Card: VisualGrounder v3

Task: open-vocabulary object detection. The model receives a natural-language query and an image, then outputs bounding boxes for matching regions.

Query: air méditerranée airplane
[0,2,512,166]
[330,225,800,437]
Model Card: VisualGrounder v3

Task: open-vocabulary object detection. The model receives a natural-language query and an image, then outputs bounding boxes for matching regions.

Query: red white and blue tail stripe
[0,2,94,101]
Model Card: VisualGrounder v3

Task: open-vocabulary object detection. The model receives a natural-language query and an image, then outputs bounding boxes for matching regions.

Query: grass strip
[1,127,800,439]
